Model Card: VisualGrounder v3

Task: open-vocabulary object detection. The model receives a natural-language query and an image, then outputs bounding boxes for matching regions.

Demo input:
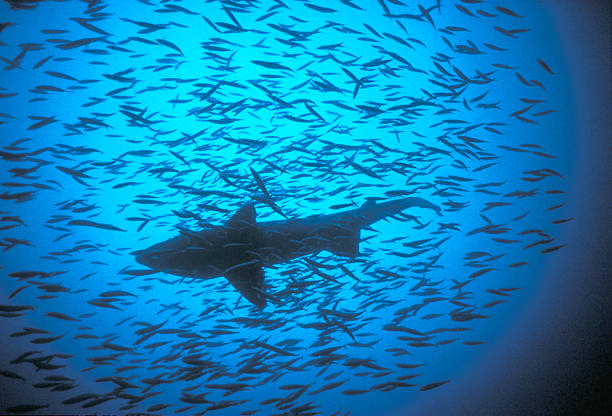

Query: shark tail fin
[327,225,361,257]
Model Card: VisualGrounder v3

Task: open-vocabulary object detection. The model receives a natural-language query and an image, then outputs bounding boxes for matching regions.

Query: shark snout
[132,249,155,269]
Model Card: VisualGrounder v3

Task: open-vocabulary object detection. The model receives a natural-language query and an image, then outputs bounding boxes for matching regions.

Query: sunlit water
[0,0,574,415]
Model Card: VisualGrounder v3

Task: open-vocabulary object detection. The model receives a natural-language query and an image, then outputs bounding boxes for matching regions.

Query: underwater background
[0,0,609,415]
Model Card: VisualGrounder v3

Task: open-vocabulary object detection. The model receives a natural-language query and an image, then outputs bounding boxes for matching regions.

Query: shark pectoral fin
[224,261,266,308]
[327,226,361,257]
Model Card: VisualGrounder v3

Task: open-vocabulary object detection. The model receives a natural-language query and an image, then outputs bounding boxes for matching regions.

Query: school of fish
[0,0,571,415]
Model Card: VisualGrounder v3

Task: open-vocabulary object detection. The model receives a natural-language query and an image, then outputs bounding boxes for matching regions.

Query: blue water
[0,1,574,415]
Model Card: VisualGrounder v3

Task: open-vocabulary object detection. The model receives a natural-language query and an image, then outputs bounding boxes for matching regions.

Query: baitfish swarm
[0,0,571,415]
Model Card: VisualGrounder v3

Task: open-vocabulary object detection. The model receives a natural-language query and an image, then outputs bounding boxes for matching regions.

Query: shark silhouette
[133,197,440,308]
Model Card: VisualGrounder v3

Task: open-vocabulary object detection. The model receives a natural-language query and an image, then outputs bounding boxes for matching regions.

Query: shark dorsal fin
[226,203,256,228]
[362,199,376,208]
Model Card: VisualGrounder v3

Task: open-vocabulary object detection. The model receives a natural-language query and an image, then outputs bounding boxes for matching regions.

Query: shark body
[134,197,439,308]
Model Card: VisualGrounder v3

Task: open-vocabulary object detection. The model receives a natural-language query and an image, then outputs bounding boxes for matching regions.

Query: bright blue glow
[0,0,574,414]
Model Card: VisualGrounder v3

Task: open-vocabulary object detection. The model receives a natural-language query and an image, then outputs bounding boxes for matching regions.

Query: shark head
[133,203,269,308]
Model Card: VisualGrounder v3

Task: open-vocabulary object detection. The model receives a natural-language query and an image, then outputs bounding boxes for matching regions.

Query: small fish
[46,312,79,321]
[420,380,450,391]
[0,304,34,312]
[5,404,49,414]
[169,150,190,167]
[62,393,100,405]
[31,334,64,344]
[156,38,183,55]
[8,286,27,299]
[99,290,136,297]
[251,60,291,71]
[536,59,554,75]
[68,220,124,232]
[496,6,523,18]
[0,369,25,381]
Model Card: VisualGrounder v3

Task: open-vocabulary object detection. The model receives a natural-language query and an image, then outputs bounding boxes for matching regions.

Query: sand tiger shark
[133,197,440,308]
